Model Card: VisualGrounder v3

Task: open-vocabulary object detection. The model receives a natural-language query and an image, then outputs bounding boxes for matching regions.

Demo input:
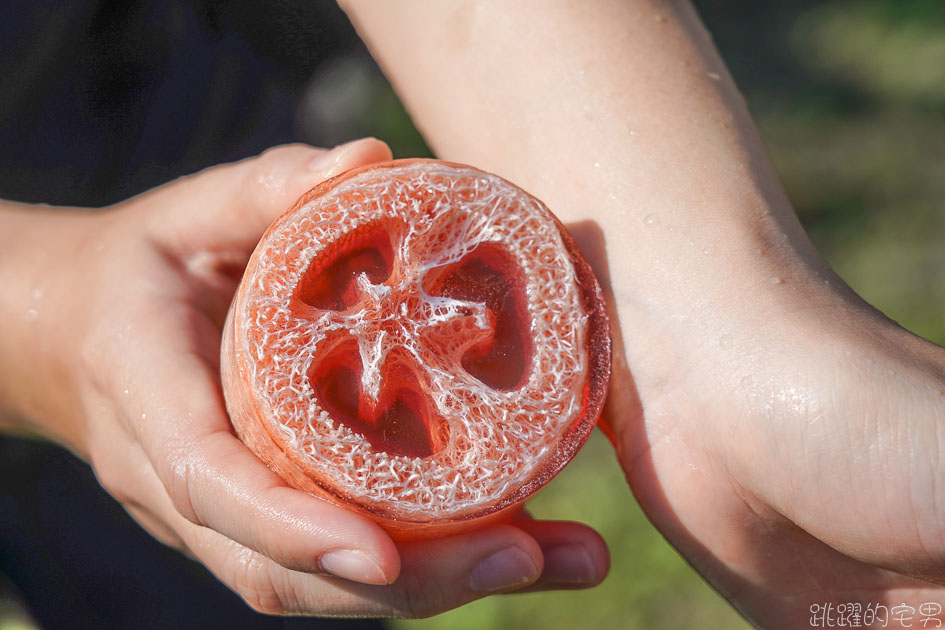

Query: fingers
[183,520,546,617]
[124,337,609,594]
[184,521,608,618]
[511,520,609,590]
[232,139,393,236]
[91,436,188,552]
[505,510,610,588]
[118,421,604,618]
[163,427,400,584]
[148,138,393,256]
[127,348,400,585]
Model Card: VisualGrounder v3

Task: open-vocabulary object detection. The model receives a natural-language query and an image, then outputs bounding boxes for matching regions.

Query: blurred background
[1,0,943,628]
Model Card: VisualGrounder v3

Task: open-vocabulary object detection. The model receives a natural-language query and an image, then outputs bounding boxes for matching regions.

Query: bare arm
[0,204,90,449]
[342,0,816,279]
[344,1,945,627]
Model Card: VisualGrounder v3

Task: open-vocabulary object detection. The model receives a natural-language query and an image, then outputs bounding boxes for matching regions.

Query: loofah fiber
[223,160,609,536]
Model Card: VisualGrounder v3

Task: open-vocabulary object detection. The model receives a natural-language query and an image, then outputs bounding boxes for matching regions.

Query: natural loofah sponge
[222,159,611,539]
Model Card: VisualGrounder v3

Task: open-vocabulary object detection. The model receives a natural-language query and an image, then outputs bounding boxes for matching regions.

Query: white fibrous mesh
[239,162,588,518]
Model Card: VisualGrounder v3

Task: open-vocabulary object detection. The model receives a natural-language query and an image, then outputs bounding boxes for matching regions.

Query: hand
[598,221,945,628]
[339,2,945,625]
[0,140,609,617]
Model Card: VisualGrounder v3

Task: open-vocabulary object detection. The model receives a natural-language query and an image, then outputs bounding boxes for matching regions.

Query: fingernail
[468,546,539,593]
[541,544,598,585]
[319,550,389,585]
[308,140,359,174]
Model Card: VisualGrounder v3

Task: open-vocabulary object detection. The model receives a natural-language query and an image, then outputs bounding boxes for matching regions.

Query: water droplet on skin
[707,72,721,81]
[123,389,130,396]
[141,413,147,420]
[593,161,600,168]
[31,288,44,300]
[769,276,784,285]
[703,247,711,256]
[25,308,39,322]
[629,130,638,136]
[644,214,659,226]
[719,334,732,348]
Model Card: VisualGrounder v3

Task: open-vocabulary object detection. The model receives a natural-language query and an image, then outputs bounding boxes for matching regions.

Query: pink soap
[222,159,611,539]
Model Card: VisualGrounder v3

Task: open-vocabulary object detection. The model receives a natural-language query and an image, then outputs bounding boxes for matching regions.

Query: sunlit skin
[341,0,945,627]
[0,141,609,617]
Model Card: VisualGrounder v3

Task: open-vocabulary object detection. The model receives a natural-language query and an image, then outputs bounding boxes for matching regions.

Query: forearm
[341,0,827,300]
[343,0,945,470]
[0,203,97,452]
[345,3,945,621]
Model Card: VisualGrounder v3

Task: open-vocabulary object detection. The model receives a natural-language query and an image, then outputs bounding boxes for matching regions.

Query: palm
[601,270,945,628]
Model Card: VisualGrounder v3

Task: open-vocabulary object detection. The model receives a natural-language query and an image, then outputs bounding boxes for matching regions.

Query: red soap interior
[296,228,532,459]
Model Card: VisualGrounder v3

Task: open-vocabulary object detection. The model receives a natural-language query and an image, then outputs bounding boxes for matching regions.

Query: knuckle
[243,145,314,196]
[241,589,285,616]
[269,579,306,616]
[156,444,202,526]
[241,159,282,211]
[259,143,303,160]
[390,573,442,619]
[228,553,288,616]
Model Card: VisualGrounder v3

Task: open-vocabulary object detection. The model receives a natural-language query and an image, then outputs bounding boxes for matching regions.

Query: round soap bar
[222,159,611,539]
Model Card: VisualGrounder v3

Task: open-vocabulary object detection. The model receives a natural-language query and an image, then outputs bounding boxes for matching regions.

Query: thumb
[148,139,393,256]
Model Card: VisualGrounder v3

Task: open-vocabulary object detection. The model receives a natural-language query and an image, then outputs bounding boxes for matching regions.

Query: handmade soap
[221,159,611,539]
